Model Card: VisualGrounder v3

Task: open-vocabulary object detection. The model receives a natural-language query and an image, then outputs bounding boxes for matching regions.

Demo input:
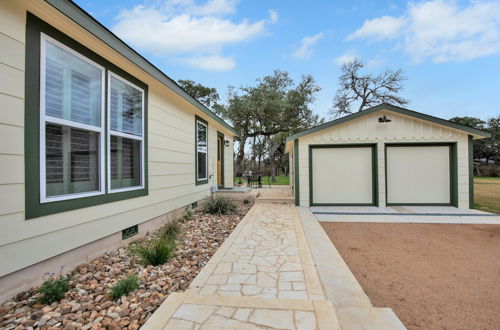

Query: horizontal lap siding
[299,111,470,208]
[0,0,235,277]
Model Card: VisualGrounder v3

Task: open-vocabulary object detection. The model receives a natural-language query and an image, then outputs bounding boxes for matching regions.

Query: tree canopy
[331,58,408,117]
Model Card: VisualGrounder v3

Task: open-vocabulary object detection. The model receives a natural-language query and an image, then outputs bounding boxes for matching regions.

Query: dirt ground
[321,222,500,330]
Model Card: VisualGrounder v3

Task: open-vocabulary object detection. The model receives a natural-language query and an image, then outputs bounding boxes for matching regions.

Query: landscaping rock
[0,201,252,329]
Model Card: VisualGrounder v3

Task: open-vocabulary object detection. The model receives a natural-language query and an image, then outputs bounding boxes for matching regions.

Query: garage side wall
[298,111,470,208]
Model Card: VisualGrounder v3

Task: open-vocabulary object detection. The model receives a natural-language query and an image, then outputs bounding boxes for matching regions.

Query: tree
[450,115,500,164]
[331,58,408,117]
[178,79,223,113]
[219,70,322,179]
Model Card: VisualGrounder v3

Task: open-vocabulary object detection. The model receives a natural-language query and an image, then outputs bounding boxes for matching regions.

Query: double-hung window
[40,34,105,201]
[26,14,148,219]
[196,117,208,185]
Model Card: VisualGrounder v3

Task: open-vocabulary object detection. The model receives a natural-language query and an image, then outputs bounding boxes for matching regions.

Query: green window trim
[195,115,209,186]
[468,135,474,209]
[308,144,379,207]
[383,142,458,207]
[294,139,300,206]
[25,13,148,219]
[217,131,225,188]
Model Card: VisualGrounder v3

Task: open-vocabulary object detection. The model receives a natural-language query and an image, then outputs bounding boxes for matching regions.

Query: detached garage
[286,104,490,209]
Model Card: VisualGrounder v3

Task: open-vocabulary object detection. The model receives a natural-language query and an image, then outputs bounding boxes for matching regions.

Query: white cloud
[347,0,500,62]
[112,0,275,70]
[292,33,324,59]
[268,9,279,23]
[334,52,358,65]
[161,0,238,16]
[180,55,236,71]
[347,15,405,41]
[113,5,266,55]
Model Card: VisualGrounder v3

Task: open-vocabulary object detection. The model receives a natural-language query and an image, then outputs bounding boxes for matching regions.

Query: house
[0,0,237,302]
[285,104,490,208]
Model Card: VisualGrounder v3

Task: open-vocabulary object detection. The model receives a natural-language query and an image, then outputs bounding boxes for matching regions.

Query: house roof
[45,0,239,137]
[286,103,491,142]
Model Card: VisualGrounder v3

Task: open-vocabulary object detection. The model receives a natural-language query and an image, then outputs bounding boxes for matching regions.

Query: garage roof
[286,103,491,142]
[45,0,239,137]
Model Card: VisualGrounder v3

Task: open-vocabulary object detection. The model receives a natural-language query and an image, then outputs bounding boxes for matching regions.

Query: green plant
[109,275,140,300]
[130,237,176,266]
[183,208,193,221]
[38,275,71,304]
[162,220,182,241]
[202,196,237,215]
[243,199,250,205]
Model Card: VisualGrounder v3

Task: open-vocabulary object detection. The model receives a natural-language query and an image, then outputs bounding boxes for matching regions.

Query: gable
[301,109,468,143]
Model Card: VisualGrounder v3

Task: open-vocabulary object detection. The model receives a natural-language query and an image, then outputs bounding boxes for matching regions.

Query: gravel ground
[0,202,252,329]
[322,222,500,330]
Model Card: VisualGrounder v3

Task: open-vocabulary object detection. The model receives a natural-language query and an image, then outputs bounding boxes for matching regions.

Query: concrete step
[336,307,406,330]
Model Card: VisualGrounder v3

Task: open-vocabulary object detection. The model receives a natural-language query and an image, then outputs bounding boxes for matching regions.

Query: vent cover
[122,225,138,240]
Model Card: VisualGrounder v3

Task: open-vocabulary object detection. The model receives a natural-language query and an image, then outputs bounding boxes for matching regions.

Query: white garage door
[386,145,450,204]
[311,147,373,205]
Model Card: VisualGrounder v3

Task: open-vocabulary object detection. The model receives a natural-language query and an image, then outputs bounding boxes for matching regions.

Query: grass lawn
[474,177,500,214]
[235,175,290,185]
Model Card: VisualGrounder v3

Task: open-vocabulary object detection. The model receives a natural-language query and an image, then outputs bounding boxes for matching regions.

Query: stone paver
[143,188,405,330]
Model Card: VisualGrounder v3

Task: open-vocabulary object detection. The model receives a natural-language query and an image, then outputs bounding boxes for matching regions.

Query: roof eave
[286,103,491,141]
[45,0,240,137]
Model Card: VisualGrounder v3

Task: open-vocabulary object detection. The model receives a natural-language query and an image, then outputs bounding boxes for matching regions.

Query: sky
[74,0,500,122]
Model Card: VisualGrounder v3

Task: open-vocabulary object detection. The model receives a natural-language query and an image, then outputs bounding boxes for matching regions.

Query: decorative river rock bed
[0,202,252,329]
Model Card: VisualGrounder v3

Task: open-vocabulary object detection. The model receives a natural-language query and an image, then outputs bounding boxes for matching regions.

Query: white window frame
[196,119,208,181]
[39,33,106,203]
[107,71,145,193]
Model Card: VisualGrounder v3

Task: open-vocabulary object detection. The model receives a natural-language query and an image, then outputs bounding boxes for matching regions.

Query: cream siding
[298,110,470,208]
[0,0,235,277]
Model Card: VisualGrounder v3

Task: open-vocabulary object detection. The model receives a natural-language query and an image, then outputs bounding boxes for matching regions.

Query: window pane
[45,124,100,197]
[110,76,143,136]
[197,121,207,152]
[44,39,102,126]
[110,136,141,189]
[198,151,207,180]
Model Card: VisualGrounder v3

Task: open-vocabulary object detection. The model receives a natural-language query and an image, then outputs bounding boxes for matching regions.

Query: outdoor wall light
[224,140,230,147]
[378,115,392,123]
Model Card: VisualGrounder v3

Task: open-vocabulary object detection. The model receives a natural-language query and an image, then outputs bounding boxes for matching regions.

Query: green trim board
[286,103,491,142]
[384,142,458,207]
[195,115,209,186]
[43,0,239,137]
[25,13,148,219]
[308,144,378,207]
[293,139,300,206]
[217,131,225,188]
[468,135,474,209]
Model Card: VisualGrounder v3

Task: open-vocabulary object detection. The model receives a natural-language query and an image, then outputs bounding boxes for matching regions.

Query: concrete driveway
[311,206,500,224]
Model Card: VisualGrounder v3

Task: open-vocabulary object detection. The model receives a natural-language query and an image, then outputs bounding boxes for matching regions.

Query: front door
[217,134,224,187]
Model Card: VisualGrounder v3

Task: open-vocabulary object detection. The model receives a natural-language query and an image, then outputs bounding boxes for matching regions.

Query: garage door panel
[312,147,373,204]
[386,146,450,204]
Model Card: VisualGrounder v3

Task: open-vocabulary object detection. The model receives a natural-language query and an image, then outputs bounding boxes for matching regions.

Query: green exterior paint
[293,139,300,206]
[217,131,225,188]
[286,103,491,142]
[384,143,458,207]
[25,13,148,219]
[44,0,239,137]
[468,135,474,209]
[195,115,209,186]
[308,144,378,207]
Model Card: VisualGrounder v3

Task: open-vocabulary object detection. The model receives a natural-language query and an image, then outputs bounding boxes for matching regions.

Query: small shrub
[202,196,237,215]
[183,208,193,221]
[130,237,176,266]
[109,275,140,300]
[242,199,249,205]
[162,220,182,241]
[38,275,71,304]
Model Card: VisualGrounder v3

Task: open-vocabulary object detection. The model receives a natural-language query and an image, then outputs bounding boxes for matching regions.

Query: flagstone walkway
[143,188,405,329]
